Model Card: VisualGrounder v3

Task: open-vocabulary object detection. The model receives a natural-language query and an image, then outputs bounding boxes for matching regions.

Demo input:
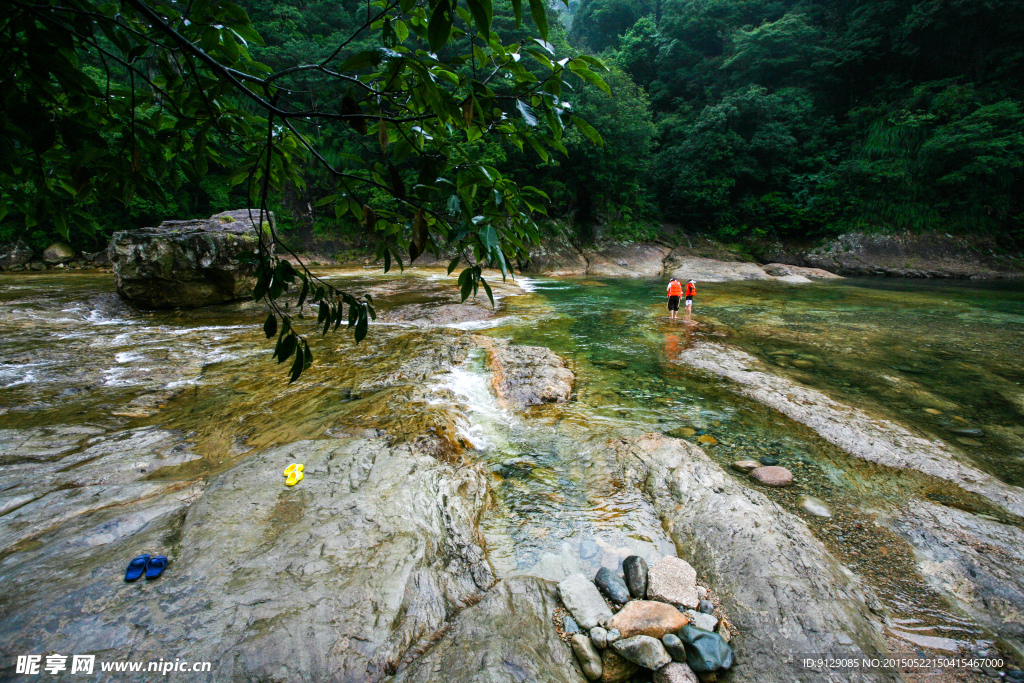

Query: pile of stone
[0,240,109,272]
[558,556,734,683]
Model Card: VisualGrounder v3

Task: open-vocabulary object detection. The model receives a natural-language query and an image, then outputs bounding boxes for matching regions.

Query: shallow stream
[2,270,1022,667]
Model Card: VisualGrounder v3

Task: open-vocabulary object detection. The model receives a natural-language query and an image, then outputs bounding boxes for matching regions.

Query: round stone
[42,242,75,265]
[698,600,714,615]
[750,466,793,487]
[590,626,608,650]
[606,600,689,639]
[571,633,603,681]
[730,460,759,473]
[758,456,779,466]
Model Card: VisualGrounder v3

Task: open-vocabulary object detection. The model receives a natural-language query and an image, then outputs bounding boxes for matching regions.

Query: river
[1,269,1022,680]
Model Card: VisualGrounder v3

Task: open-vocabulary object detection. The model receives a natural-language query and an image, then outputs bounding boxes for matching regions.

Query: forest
[4,0,1024,253]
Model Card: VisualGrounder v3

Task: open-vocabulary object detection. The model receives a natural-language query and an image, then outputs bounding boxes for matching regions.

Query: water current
[2,270,1022,666]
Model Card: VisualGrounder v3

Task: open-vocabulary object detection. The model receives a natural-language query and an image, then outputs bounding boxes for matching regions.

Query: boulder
[606,600,689,639]
[572,633,604,681]
[601,649,640,683]
[612,635,672,670]
[0,240,34,270]
[558,573,614,630]
[595,567,630,604]
[477,337,575,408]
[108,209,274,309]
[647,556,699,609]
[666,254,771,283]
[583,244,671,278]
[42,242,75,264]
[622,555,648,599]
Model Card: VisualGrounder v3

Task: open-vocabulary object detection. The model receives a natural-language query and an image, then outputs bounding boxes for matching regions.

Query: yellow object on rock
[283,463,305,486]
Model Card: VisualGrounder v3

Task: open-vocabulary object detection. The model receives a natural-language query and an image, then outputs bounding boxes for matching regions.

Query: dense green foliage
[570,0,1024,240]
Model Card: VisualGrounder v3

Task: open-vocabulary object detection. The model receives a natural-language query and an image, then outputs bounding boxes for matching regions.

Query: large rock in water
[0,240,34,269]
[476,336,575,408]
[108,209,274,308]
[42,242,75,264]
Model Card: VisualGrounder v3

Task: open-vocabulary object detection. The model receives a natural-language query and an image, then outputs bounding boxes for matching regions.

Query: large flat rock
[583,244,671,278]
[614,433,899,682]
[476,337,574,409]
[0,436,496,682]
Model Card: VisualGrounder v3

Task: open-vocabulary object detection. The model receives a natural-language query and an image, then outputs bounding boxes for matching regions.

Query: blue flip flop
[145,556,168,580]
[124,554,151,582]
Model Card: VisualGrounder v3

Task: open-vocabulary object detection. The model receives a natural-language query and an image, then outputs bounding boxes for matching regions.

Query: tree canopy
[3,0,609,380]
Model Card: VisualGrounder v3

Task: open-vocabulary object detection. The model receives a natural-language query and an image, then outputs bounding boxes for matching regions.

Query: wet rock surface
[615,433,899,682]
[478,337,575,408]
[395,577,585,683]
[0,436,496,682]
[108,209,274,309]
[676,342,1024,519]
[749,465,794,487]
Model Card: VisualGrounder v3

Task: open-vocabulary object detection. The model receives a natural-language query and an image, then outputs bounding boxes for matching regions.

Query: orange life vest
[685,282,696,297]
[667,280,683,297]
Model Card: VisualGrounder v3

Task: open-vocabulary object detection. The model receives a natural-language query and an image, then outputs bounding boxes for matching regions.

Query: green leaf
[264,313,277,338]
[516,101,538,126]
[528,0,547,37]
[277,334,297,364]
[354,307,369,343]
[465,0,493,39]
[569,63,611,95]
[511,0,522,26]
[481,278,494,306]
[572,116,604,147]
[428,0,453,52]
[447,256,461,274]
[288,342,304,382]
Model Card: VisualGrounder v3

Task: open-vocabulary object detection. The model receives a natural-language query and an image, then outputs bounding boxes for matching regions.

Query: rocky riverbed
[2,267,1023,682]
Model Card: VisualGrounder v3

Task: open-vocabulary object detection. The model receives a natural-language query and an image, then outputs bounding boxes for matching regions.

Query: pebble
[696,435,718,445]
[623,555,649,599]
[662,633,687,661]
[590,626,608,649]
[924,408,942,415]
[607,600,689,639]
[758,456,779,466]
[698,600,714,615]
[685,609,718,632]
[564,615,580,634]
[796,494,832,517]
[654,662,699,683]
[571,633,604,681]
[749,466,794,487]
[558,573,614,630]
[715,620,731,643]
[613,635,672,671]
[595,567,631,605]
[730,460,759,473]
[695,586,708,600]
[607,628,622,644]
[647,557,699,609]
[601,648,639,683]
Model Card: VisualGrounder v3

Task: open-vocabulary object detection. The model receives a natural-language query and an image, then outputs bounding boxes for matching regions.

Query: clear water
[3,270,1023,660]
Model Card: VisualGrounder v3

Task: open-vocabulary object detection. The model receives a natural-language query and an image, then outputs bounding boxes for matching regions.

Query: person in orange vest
[666,278,683,320]
[684,279,697,320]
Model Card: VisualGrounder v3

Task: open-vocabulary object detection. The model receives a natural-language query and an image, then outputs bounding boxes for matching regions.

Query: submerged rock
[749,465,794,487]
[612,634,672,670]
[730,460,759,473]
[559,573,614,630]
[477,337,575,408]
[595,567,631,604]
[797,494,832,518]
[606,600,689,639]
[108,209,274,309]
[647,556,699,609]
[623,555,649,599]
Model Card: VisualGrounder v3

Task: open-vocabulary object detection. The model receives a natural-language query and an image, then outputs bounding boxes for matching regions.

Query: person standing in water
[684,280,696,321]
[666,278,683,320]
